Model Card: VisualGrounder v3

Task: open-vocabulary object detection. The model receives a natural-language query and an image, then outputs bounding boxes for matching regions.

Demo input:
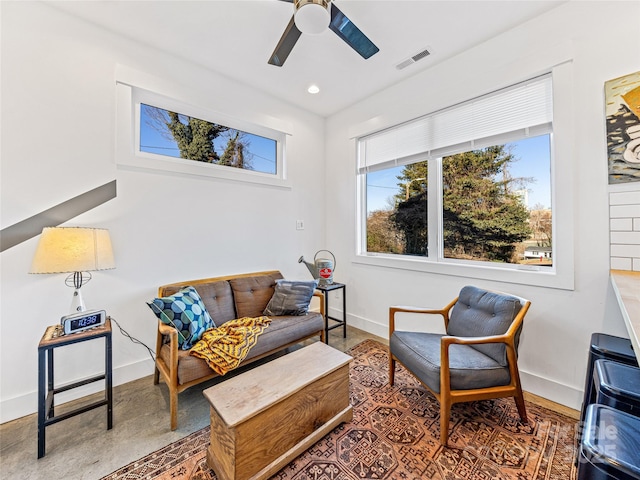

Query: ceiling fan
[268,0,379,67]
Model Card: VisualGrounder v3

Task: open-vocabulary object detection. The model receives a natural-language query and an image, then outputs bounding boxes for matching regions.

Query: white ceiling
[48,0,564,117]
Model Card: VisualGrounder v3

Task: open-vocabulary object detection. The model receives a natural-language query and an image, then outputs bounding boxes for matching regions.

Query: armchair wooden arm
[438,298,530,432]
[441,332,512,347]
[440,332,517,390]
[439,331,525,408]
[389,297,459,338]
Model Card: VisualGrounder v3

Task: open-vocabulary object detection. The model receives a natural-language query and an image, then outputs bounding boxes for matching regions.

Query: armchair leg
[514,389,528,424]
[153,365,160,385]
[389,355,396,386]
[439,396,451,446]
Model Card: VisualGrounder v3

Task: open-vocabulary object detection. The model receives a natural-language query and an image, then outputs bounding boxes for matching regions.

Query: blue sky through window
[366,135,551,213]
[139,104,277,175]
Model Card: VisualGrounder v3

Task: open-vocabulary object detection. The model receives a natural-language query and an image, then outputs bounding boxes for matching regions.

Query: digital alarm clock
[60,309,106,335]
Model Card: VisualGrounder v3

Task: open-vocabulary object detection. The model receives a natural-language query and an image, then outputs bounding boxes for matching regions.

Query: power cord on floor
[110,316,156,363]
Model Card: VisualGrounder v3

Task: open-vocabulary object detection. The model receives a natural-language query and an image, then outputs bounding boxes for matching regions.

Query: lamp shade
[30,227,115,274]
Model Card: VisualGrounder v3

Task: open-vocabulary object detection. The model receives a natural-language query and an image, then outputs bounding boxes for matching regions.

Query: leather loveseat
[153,270,325,430]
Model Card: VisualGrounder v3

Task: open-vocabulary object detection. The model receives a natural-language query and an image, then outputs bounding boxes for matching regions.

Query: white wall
[2,1,638,424]
[0,2,326,422]
[324,1,640,410]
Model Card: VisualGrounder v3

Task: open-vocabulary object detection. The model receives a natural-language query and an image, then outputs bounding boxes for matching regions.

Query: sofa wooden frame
[153,271,325,430]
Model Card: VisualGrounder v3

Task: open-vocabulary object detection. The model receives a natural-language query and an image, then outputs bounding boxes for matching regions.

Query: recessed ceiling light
[307,85,320,94]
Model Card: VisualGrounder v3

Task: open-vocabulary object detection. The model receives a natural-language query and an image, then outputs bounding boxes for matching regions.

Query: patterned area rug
[101,339,578,480]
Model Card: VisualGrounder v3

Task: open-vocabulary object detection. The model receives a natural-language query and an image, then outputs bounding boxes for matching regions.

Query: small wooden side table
[315,282,347,344]
[37,318,113,458]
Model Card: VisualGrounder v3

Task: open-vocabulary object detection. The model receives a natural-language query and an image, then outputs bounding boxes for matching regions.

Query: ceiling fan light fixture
[294,0,330,35]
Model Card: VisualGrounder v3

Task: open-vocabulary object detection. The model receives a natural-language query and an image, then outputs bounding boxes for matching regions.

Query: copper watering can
[298,250,336,285]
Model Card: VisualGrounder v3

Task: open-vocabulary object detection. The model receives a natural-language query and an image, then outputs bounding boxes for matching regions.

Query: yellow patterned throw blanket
[189,316,272,376]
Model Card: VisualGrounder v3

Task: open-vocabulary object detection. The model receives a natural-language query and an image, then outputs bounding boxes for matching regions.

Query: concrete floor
[0,326,385,480]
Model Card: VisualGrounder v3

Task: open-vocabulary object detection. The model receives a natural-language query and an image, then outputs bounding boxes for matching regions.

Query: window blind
[358,74,552,173]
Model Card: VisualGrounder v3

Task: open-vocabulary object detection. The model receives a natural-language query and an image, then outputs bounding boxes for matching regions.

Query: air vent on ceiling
[395,47,432,70]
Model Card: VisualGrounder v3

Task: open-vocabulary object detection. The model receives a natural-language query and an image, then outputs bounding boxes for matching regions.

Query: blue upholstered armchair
[389,285,531,445]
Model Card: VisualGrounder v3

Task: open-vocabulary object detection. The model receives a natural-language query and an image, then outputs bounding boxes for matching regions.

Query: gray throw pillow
[263,279,319,316]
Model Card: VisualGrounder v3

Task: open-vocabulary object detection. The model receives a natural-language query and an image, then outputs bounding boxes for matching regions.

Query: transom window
[140,104,278,176]
[115,79,289,188]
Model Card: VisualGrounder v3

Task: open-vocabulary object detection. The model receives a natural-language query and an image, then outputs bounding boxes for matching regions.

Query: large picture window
[358,74,554,272]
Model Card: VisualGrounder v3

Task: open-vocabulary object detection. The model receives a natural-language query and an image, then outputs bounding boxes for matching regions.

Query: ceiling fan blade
[268,15,302,67]
[328,3,379,59]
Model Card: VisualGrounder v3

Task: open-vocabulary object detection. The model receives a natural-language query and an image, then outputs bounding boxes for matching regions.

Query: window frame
[116,81,290,188]
[354,64,575,290]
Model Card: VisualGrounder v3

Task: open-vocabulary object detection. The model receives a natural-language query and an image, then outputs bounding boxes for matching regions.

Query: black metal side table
[37,318,113,458]
[316,282,346,344]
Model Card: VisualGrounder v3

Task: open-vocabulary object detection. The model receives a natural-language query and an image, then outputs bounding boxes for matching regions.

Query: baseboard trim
[2,314,584,424]
[339,310,388,340]
[524,391,580,419]
[0,357,154,424]
[520,370,582,412]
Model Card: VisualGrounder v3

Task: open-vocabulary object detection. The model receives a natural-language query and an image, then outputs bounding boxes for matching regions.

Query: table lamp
[30,227,115,312]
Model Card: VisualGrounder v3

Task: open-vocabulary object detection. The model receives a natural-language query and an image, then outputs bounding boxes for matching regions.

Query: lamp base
[70,288,86,313]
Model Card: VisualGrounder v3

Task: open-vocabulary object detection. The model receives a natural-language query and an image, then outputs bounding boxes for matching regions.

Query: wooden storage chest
[203,341,352,480]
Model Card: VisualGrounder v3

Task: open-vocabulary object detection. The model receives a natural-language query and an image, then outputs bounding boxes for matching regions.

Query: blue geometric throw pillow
[147,286,215,350]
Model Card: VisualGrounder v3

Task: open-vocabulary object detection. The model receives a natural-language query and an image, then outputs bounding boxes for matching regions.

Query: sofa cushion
[264,279,318,316]
[446,286,522,366]
[249,312,324,355]
[160,346,212,386]
[390,330,511,393]
[191,280,237,325]
[148,286,215,350]
[229,273,283,318]
[163,311,324,385]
